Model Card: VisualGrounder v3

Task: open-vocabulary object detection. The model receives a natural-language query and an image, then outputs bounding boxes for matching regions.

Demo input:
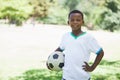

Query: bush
[10,69,62,80]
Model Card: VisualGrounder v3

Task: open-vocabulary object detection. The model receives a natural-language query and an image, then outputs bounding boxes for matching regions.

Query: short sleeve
[87,35,102,55]
[59,35,65,51]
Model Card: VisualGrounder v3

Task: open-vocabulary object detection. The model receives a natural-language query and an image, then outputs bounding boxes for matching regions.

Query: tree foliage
[0,0,120,32]
[0,0,55,26]
[0,0,33,26]
[63,0,80,11]
[28,0,55,17]
[99,0,120,32]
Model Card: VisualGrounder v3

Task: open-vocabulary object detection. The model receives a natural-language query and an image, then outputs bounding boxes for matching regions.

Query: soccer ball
[46,51,65,71]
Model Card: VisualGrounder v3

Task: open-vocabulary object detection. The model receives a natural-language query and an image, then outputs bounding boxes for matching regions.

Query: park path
[0,24,70,79]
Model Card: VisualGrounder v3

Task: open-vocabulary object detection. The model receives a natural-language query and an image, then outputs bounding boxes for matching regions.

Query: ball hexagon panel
[59,63,64,68]
[53,54,59,59]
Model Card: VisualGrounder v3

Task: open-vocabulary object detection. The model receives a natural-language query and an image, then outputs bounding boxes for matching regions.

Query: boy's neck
[72,30,83,36]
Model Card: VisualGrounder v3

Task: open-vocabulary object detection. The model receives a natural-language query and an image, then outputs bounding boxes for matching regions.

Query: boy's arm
[83,50,104,72]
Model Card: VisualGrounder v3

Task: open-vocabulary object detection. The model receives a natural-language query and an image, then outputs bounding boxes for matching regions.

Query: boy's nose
[73,20,78,24]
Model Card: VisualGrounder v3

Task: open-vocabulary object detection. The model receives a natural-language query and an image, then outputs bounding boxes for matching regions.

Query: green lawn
[10,60,120,80]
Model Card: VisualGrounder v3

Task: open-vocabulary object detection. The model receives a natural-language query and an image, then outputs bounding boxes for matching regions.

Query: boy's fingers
[83,67,88,71]
[84,62,88,65]
[82,65,85,67]
[82,62,87,68]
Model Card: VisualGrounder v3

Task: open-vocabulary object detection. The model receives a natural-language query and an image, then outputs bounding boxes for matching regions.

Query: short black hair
[68,10,84,19]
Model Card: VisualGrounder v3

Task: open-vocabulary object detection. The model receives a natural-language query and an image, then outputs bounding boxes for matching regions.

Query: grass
[9,60,120,80]
[91,60,120,80]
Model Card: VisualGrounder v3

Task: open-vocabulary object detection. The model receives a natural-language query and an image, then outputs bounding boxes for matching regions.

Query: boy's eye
[70,19,74,22]
[76,19,81,21]
[70,19,81,22]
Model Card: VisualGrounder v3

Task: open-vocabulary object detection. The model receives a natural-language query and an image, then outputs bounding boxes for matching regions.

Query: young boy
[48,10,104,80]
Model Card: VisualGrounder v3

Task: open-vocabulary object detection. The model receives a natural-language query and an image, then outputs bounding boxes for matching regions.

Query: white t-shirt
[60,32,102,80]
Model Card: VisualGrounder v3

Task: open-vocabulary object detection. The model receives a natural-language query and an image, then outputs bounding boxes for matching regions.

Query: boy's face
[68,13,84,31]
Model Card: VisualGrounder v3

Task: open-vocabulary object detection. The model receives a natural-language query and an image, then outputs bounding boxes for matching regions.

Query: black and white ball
[47,51,65,71]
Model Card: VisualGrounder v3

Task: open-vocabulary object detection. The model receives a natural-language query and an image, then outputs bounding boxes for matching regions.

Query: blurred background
[0,0,120,80]
[0,0,120,31]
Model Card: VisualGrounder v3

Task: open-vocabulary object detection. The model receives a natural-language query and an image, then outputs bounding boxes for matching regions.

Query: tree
[0,0,32,26]
[100,0,120,32]
[61,0,80,11]
[28,0,56,17]
[0,0,55,26]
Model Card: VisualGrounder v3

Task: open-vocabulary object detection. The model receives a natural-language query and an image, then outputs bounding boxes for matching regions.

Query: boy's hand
[82,62,94,72]
[83,51,104,72]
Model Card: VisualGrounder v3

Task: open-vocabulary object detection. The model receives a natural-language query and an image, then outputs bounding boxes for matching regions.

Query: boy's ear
[67,21,69,24]
[82,21,84,24]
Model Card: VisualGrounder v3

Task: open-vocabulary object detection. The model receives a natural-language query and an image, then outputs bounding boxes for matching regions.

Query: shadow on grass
[10,60,120,80]
[10,69,62,80]
[99,60,120,66]
[92,73,120,80]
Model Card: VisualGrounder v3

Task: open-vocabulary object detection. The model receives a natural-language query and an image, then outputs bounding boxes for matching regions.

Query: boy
[48,10,104,80]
